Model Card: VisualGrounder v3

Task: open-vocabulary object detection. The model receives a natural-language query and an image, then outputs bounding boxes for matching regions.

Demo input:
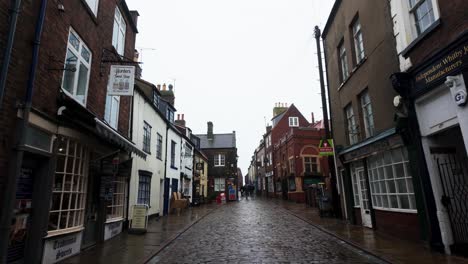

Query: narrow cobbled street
[149,199,385,264]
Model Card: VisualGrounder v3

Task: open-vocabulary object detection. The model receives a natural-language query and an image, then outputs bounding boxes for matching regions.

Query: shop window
[304,157,319,173]
[48,137,88,235]
[368,147,416,211]
[214,178,225,192]
[143,122,151,153]
[112,7,126,56]
[156,133,163,160]
[137,173,151,206]
[289,158,294,174]
[288,177,296,191]
[62,28,91,106]
[214,154,225,167]
[360,90,375,138]
[106,177,126,221]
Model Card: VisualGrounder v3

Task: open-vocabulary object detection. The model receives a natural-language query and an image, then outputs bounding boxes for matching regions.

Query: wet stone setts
[149,199,385,264]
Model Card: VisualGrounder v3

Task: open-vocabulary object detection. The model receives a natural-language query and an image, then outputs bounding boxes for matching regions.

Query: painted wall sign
[108,65,135,96]
[42,232,82,264]
[104,221,123,241]
[413,38,468,94]
[318,139,334,156]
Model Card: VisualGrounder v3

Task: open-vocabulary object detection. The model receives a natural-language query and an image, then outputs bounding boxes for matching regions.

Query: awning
[95,118,147,159]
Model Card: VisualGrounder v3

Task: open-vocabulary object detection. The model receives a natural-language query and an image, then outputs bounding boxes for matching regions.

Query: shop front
[339,129,420,240]
[401,33,468,255]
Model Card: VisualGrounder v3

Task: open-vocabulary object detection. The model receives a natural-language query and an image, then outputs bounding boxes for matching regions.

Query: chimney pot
[163,83,167,90]
[157,84,161,90]
[311,112,315,124]
[182,114,184,120]
[177,114,180,120]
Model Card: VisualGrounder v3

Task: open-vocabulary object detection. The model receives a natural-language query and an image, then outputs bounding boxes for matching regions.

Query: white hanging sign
[108,65,135,96]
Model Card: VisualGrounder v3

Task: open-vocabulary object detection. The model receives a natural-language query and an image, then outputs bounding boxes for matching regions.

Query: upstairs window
[112,7,126,56]
[289,117,299,127]
[360,90,375,138]
[156,133,163,160]
[352,19,365,63]
[104,95,120,129]
[214,154,225,167]
[304,157,319,174]
[170,141,177,168]
[62,29,91,106]
[143,122,151,153]
[84,0,99,16]
[166,109,174,123]
[409,0,435,35]
[153,90,160,108]
[345,104,359,145]
[338,41,349,83]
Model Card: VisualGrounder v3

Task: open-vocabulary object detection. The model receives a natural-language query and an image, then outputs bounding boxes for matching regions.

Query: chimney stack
[159,83,175,107]
[311,112,315,124]
[175,113,186,127]
[207,121,214,140]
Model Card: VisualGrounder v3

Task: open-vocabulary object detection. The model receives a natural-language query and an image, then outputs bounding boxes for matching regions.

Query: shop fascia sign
[318,139,334,156]
[107,65,135,96]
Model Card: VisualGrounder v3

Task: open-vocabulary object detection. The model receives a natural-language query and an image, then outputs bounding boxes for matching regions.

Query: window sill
[401,18,441,58]
[46,226,84,238]
[143,150,151,155]
[373,207,417,214]
[156,157,163,161]
[170,166,178,170]
[214,165,225,167]
[105,217,124,224]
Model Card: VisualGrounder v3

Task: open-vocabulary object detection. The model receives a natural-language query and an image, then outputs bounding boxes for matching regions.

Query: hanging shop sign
[318,139,334,156]
[108,65,135,96]
[196,162,204,171]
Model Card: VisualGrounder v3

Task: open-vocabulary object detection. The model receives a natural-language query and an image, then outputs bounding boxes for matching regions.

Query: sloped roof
[196,133,236,149]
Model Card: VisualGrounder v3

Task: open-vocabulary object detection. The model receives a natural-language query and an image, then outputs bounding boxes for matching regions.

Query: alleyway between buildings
[61,198,468,264]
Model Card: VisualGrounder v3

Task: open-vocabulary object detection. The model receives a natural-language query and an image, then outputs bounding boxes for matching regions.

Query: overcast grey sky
[126,0,334,174]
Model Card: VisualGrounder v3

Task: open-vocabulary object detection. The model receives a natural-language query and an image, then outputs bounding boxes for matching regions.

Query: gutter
[0,0,48,261]
[0,0,21,108]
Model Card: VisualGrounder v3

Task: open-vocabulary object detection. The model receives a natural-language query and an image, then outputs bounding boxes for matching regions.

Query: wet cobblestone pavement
[149,199,386,264]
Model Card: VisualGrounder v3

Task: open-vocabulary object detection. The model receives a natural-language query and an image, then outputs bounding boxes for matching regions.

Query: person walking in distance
[248,184,255,200]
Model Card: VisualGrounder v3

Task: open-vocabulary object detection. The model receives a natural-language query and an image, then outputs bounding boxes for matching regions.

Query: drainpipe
[163,124,169,215]
[0,0,21,108]
[0,0,48,261]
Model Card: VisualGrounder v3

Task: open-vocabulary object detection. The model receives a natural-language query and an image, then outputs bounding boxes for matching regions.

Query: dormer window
[166,109,174,123]
[289,117,299,127]
[153,90,160,108]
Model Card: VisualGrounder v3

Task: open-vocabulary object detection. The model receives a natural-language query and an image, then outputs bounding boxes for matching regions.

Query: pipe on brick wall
[0,0,48,261]
[0,0,22,108]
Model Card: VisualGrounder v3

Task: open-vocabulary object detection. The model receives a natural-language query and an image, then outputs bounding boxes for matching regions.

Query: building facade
[323,0,424,243]
[0,1,143,262]
[390,0,468,255]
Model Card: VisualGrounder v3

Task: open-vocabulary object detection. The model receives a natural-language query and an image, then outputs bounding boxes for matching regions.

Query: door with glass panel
[352,167,372,228]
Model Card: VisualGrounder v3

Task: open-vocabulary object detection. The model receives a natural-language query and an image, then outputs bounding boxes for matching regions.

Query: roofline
[322,0,341,38]
[120,0,138,33]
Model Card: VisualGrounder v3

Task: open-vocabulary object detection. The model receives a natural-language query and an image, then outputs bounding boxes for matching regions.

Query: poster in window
[108,65,135,96]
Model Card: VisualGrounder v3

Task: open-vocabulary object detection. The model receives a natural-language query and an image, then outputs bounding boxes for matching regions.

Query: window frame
[48,137,89,236]
[170,140,177,168]
[338,41,349,83]
[156,133,163,160]
[303,156,320,174]
[104,95,120,129]
[143,122,152,154]
[214,154,226,167]
[61,28,92,106]
[137,173,151,206]
[214,178,225,192]
[408,0,435,36]
[351,18,365,64]
[360,90,375,138]
[345,104,359,145]
[84,0,99,16]
[106,176,126,221]
[288,117,299,127]
[112,7,127,56]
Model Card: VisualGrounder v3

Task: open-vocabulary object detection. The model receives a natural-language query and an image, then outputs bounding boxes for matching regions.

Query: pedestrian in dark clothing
[248,184,255,199]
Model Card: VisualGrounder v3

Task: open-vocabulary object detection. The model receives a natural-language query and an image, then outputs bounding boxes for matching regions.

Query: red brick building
[0,1,143,262]
[270,104,328,203]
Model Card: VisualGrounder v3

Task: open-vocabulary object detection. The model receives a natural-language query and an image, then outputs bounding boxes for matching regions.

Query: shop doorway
[352,167,372,228]
[82,167,99,249]
[431,136,468,256]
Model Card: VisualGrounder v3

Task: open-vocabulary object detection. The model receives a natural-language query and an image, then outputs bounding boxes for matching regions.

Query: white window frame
[214,178,225,192]
[104,95,120,129]
[137,174,151,206]
[352,19,365,63]
[368,148,416,213]
[143,122,151,153]
[345,104,359,144]
[303,156,320,174]
[289,117,299,127]
[408,0,436,36]
[106,176,126,221]
[339,42,349,82]
[48,137,89,236]
[170,140,177,168]
[214,154,225,167]
[112,7,126,56]
[351,170,361,208]
[360,90,375,138]
[61,28,91,106]
[84,0,99,16]
[156,133,163,160]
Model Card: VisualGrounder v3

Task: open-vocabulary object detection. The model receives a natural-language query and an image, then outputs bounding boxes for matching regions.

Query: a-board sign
[129,204,148,234]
